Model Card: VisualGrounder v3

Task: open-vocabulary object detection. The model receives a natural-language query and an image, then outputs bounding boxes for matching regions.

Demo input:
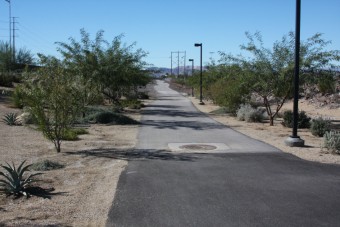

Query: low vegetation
[282,110,311,129]
[310,117,332,137]
[323,131,340,154]
[29,160,64,171]
[0,161,42,198]
[2,112,21,126]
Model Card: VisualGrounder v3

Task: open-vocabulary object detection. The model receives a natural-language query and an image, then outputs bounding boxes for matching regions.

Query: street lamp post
[285,0,304,147]
[189,59,194,97]
[194,43,204,105]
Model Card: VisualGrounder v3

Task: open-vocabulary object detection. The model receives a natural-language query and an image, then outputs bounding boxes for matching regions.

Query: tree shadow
[142,119,226,130]
[65,148,198,162]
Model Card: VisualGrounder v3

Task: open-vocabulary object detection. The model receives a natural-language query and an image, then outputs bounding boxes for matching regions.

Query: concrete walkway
[106,80,340,227]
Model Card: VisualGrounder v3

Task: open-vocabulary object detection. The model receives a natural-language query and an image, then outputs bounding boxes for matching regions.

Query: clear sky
[1,0,339,68]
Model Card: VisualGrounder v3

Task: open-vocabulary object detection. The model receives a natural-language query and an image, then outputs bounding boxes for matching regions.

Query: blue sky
[1,0,339,68]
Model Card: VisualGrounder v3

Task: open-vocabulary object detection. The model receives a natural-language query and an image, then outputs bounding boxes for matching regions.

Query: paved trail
[107,80,340,227]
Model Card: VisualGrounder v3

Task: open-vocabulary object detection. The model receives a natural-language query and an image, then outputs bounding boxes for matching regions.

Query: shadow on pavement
[142,119,226,130]
[65,148,198,162]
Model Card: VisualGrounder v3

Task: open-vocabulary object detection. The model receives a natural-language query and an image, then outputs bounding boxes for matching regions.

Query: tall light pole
[189,59,194,97]
[194,43,204,105]
[285,0,304,147]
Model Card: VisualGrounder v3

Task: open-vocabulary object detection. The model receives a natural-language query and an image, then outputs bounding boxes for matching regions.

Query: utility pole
[12,17,18,62]
[170,52,173,75]
[177,51,180,77]
[170,51,186,77]
[5,0,12,55]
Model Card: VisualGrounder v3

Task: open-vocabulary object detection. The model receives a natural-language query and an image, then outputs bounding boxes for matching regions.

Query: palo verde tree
[56,29,150,106]
[21,55,82,152]
[220,31,340,126]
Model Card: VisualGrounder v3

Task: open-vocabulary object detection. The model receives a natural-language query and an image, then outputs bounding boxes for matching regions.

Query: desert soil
[189,96,340,164]
[0,92,141,226]
[1,81,340,226]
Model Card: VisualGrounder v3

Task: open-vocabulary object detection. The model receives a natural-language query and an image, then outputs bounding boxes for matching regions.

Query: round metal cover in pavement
[179,144,217,150]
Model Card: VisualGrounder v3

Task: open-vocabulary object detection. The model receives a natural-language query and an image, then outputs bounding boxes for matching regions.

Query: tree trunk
[55,140,61,153]
[269,115,274,126]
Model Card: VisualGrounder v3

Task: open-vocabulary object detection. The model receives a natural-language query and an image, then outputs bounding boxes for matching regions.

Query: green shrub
[62,128,88,141]
[318,74,335,94]
[30,160,64,171]
[2,112,21,126]
[95,111,139,125]
[121,99,144,109]
[138,92,149,99]
[323,131,340,154]
[61,129,78,141]
[0,73,20,87]
[0,160,43,197]
[282,110,311,128]
[310,117,331,137]
[95,111,117,124]
[11,86,25,109]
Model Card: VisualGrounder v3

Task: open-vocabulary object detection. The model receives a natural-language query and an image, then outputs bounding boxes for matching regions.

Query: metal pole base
[284,136,305,147]
[199,101,205,105]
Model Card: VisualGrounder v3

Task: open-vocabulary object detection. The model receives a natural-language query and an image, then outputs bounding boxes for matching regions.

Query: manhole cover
[179,144,217,150]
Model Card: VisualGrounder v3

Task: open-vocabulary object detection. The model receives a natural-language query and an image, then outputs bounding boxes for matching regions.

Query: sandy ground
[189,96,340,165]
[0,95,140,226]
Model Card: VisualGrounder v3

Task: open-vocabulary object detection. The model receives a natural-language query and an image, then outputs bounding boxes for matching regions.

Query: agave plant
[2,112,21,126]
[0,161,43,197]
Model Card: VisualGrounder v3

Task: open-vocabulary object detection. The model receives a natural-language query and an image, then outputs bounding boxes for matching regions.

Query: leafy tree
[21,55,82,152]
[56,29,150,107]
[208,64,250,114]
[0,41,35,71]
[0,41,14,71]
[219,31,340,126]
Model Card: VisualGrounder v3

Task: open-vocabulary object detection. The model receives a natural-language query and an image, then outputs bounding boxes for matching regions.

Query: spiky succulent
[0,161,43,197]
[2,112,21,126]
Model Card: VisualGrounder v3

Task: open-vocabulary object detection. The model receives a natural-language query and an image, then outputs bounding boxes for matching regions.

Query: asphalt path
[106,80,340,227]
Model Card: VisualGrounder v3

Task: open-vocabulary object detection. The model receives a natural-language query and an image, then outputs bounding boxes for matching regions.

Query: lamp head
[188,59,193,62]
[194,43,202,47]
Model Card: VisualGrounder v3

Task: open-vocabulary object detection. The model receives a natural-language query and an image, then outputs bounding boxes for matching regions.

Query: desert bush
[245,108,264,123]
[121,99,144,109]
[318,74,335,94]
[236,104,263,122]
[323,131,340,154]
[11,86,25,108]
[0,161,42,197]
[138,92,149,99]
[282,110,311,128]
[2,112,21,126]
[95,111,139,125]
[30,160,64,171]
[237,104,253,121]
[0,73,20,87]
[310,117,331,137]
[61,128,88,141]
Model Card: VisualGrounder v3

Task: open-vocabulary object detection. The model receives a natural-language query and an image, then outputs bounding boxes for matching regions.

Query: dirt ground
[0,93,140,226]
[189,96,340,165]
